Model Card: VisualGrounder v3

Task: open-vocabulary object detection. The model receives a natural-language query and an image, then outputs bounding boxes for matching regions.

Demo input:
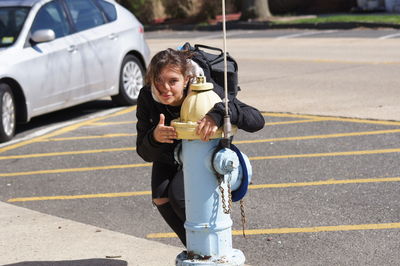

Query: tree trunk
[241,0,272,20]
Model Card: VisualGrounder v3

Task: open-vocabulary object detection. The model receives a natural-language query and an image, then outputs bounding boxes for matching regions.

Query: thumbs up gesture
[153,114,177,143]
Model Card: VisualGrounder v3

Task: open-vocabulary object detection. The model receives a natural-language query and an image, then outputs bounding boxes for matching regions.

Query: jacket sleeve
[206,97,265,133]
[136,89,173,163]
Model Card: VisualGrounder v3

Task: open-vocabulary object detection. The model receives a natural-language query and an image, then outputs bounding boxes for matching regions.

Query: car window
[31,1,70,38]
[0,7,30,47]
[65,0,106,32]
[96,0,117,22]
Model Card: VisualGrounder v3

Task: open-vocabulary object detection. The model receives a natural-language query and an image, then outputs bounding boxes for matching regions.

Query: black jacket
[136,84,265,165]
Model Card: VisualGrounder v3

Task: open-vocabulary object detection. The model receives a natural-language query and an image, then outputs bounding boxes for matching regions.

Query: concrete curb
[145,20,400,32]
[0,201,182,266]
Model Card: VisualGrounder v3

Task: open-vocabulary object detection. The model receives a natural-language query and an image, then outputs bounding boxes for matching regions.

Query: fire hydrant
[172,77,250,265]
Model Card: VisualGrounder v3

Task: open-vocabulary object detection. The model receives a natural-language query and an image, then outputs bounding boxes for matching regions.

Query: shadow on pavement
[16,99,118,134]
[4,258,127,266]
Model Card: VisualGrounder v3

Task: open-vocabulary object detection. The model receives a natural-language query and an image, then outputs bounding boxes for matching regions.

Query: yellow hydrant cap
[190,76,214,91]
[171,76,237,139]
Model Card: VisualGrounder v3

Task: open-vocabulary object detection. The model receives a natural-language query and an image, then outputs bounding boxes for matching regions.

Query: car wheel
[0,83,16,143]
[112,54,145,106]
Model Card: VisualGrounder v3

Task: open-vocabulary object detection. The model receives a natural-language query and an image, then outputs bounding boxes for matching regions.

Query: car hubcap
[2,92,15,136]
[122,61,143,100]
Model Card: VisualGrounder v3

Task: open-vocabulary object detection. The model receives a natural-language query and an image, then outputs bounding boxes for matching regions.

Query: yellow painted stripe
[2,148,399,177]
[255,57,400,65]
[87,121,137,126]
[33,128,400,153]
[0,106,137,154]
[39,133,137,142]
[147,222,400,239]
[263,112,327,120]
[233,129,400,144]
[324,117,400,126]
[249,176,400,189]
[0,147,136,160]
[262,112,400,126]
[266,119,330,126]
[0,162,151,177]
[7,191,151,202]
[250,147,400,160]
[7,176,400,202]
[7,129,397,160]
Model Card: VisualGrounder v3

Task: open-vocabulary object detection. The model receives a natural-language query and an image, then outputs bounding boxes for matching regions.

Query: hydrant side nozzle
[212,148,239,176]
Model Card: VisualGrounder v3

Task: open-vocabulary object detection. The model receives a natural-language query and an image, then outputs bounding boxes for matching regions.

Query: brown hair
[145,48,194,86]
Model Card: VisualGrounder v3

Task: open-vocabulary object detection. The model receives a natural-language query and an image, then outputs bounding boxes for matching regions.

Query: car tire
[112,54,145,106]
[0,83,16,143]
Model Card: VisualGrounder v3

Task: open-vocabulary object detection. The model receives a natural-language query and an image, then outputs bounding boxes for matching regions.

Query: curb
[145,21,400,32]
[0,201,182,265]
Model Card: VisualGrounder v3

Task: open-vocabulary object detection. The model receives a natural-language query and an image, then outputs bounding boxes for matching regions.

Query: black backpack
[181,43,240,98]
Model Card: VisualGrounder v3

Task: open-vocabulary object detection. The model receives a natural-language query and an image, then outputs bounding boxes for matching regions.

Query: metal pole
[222,0,232,143]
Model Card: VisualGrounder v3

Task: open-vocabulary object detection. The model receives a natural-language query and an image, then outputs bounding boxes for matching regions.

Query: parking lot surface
[1,100,399,265]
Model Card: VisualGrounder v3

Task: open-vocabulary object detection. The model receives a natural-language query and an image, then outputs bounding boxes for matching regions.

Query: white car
[0,0,150,142]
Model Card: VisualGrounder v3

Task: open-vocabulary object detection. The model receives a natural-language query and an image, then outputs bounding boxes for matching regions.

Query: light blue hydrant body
[175,138,248,266]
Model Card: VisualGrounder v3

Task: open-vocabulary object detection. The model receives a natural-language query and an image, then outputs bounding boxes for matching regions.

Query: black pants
[152,162,186,245]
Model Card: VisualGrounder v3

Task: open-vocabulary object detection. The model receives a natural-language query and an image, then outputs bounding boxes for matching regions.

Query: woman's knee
[153,197,169,206]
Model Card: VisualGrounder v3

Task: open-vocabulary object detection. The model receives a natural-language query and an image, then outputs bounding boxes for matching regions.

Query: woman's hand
[196,115,218,142]
[153,114,177,143]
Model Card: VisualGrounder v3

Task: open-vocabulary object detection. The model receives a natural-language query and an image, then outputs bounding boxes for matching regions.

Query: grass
[273,14,400,24]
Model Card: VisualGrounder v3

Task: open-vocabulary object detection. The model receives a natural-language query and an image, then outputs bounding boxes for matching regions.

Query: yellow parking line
[252,57,400,65]
[7,177,400,202]
[263,112,326,119]
[262,112,400,126]
[147,222,400,239]
[87,121,137,126]
[266,119,330,126]
[3,128,396,160]
[7,191,151,202]
[249,176,400,189]
[0,162,152,177]
[7,176,400,202]
[0,147,136,160]
[2,148,400,177]
[0,106,137,154]
[319,117,400,126]
[234,129,400,144]
[39,133,137,142]
[250,147,400,160]
[43,126,397,143]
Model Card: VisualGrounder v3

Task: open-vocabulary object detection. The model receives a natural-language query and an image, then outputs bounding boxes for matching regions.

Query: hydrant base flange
[176,249,245,266]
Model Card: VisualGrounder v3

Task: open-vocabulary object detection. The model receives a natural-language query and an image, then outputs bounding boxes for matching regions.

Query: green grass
[273,14,400,24]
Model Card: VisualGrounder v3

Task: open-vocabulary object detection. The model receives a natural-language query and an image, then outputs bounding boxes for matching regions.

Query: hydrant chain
[218,178,230,214]
[218,173,233,214]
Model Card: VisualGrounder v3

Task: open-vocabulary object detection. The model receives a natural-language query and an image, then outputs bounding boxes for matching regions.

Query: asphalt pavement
[1,25,400,266]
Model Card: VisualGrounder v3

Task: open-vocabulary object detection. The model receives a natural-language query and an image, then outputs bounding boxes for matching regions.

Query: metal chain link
[218,174,246,238]
[240,199,246,238]
[218,178,247,238]
[227,182,232,213]
[218,177,231,214]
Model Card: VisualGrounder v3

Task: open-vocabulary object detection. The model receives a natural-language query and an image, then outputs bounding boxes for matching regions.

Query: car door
[64,0,114,101]
[94,0,123,93]
[24,0,85,115]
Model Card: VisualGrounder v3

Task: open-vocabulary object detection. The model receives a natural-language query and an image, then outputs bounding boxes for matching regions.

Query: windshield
[0,7,30,48]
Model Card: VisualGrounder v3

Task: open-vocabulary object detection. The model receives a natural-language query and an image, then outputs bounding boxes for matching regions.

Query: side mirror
[31,29,55,43]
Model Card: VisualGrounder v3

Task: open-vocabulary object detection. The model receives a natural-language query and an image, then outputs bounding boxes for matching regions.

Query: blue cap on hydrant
[230,144,252,202]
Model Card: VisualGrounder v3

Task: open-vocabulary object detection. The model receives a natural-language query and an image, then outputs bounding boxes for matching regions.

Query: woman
[136,48,264,246]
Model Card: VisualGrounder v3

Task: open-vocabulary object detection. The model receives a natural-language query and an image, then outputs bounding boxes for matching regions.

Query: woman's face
[154,65,189,106]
